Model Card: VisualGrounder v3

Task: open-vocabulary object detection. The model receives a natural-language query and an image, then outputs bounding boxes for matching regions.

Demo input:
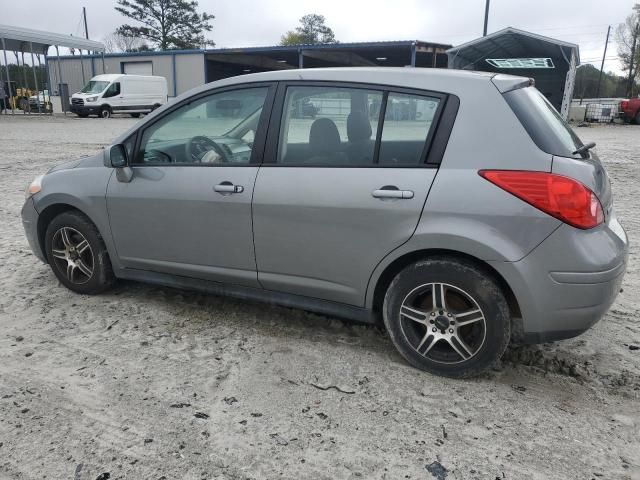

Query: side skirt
[116,268,375,324]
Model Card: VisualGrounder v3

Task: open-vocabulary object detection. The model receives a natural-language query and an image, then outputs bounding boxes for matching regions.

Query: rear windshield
[504,86,586,159]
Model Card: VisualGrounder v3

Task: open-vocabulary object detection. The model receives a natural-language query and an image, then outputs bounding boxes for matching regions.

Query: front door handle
[372,186,414,199]
[214,182,244,194]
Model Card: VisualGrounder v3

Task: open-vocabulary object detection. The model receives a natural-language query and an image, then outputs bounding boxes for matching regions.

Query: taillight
[479,170,604,229]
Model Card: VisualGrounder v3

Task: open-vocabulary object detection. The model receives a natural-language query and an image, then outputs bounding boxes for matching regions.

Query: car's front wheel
[45,211,115,294]
[383,257,510,378]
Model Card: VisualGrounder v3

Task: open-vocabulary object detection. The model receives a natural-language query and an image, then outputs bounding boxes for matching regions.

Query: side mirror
[105,144,128,168]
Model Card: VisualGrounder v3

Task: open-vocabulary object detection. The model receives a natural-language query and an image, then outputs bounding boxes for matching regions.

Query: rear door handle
[372,186,414,199]
[214,182,244,194]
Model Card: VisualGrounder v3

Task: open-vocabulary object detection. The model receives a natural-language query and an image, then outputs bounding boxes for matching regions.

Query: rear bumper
[21,197,46,263]
[70,104,100,115]
[490,214,628,343]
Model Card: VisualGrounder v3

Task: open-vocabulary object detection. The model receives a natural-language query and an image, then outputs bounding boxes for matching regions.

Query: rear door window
[379,93,441,165]
[504,86,587,159]
[275,85,443,166]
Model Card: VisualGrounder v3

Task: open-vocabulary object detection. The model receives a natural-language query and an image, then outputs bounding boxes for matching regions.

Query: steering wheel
[185,135,229,163]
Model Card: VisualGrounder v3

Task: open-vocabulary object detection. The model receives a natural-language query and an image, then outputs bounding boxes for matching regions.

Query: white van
[70,74,168,118]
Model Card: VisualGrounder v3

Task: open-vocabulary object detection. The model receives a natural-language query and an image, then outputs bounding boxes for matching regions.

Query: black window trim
[130,81,278,168]
[262,80,457,169]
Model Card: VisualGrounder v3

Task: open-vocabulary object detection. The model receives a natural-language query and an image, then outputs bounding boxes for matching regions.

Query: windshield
[504,86,586,159]
[81,81,110,94]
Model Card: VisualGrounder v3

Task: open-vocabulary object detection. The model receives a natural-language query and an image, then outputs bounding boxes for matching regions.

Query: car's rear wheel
[100,106,112,119]
[383,257,510,378]
[45,211,115,294]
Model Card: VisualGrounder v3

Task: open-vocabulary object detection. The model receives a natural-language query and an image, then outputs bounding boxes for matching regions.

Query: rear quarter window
[504,87,586,159]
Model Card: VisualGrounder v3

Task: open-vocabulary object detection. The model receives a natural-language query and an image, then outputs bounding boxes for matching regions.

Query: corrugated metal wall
[47,52,205,97]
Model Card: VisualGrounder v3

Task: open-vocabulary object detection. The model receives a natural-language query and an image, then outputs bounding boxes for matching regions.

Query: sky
[1,0,637,74]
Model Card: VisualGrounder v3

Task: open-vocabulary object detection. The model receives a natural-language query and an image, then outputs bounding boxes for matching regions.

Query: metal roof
[47,40,451,60]
[0,24,105,54]
[446,27,579,69]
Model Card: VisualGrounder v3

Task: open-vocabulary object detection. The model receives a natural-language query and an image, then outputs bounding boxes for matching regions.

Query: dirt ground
[0,114,639,480]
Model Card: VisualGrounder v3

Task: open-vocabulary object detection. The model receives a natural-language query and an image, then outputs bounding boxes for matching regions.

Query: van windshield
[504,86,587,159]
[81,81,110,94]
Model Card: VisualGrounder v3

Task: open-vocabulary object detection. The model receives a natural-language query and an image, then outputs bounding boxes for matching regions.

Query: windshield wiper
[573,142,596,156]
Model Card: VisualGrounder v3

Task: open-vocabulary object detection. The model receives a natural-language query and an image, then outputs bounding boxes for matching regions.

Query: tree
[280,14,337,46]
[115,0,215,50]
[103,31,150,53]
[616,3,640,97]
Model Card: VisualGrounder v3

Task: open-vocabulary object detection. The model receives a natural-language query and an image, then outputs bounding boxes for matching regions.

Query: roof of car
[189,67,514,100]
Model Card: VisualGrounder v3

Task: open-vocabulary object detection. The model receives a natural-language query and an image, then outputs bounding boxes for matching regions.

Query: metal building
[47,40,451,98]
[446,27,579,118]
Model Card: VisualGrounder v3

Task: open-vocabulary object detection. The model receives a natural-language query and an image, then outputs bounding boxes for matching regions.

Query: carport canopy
[446,27,579,116]
[0,24,105,54]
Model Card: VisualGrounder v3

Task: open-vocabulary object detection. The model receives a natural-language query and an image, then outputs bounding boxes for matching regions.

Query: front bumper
[21,197,46,263]
[70,104,100,115]
[490,214,628,343]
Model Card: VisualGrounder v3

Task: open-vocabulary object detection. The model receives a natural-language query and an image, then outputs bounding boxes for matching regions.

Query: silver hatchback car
[21,68,628,377]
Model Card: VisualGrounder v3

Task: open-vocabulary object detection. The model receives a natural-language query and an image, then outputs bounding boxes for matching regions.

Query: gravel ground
[0,114,639,480]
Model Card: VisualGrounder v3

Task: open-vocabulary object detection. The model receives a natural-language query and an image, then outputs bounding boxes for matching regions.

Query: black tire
[634,111,640,125]
[100,106,112,119]
[383,257,510,378]
[130,113,141,118]
[44,211,115,294]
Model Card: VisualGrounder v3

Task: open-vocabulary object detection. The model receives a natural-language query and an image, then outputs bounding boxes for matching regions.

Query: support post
[101,51,106,73]
[483,0,490,36]
[595,25,611,100]
[0,37,11,114]
[55,45,66,115]
[410,43,416,67]
[29,42,42,113]
[172,52,177,97]
[79,49,86,85]
[298,49,304,69]
[20,51,29,114]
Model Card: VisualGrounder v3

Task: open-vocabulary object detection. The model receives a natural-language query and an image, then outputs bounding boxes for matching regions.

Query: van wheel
[45,211,115,295]
[383,257,510,378]
[100,106,112,119]
[152,104,161,111]
[130,113,141,118]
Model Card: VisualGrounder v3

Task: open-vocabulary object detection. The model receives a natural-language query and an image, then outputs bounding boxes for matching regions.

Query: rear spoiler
[491,74,535,93]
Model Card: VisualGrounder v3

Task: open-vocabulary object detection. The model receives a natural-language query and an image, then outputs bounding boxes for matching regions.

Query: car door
[252,82,449,306]
[102,81,122,110]
[106,83,275,287]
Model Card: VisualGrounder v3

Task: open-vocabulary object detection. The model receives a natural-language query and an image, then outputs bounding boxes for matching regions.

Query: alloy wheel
[50,227,94,284]
[399,282,487,364]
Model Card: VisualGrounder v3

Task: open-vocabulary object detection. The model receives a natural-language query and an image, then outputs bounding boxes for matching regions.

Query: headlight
[86,96,98,102]
[25,174,44,199]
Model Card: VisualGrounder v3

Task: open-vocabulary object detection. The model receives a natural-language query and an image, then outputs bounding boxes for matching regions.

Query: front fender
[32,166,120,270]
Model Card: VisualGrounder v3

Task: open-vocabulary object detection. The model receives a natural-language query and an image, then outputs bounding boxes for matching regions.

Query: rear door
[252,82,451,306]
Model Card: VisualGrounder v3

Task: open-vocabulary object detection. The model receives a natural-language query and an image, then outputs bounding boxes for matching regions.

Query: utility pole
[82,7,89,40]
[595,25,611,99]
[483,0,491,36]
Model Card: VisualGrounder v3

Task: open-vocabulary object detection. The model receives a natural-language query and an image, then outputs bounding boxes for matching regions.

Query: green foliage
[280,14,337,46]
[115,0,215,50]
[574,64,638,99]
[2,64,47,91]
